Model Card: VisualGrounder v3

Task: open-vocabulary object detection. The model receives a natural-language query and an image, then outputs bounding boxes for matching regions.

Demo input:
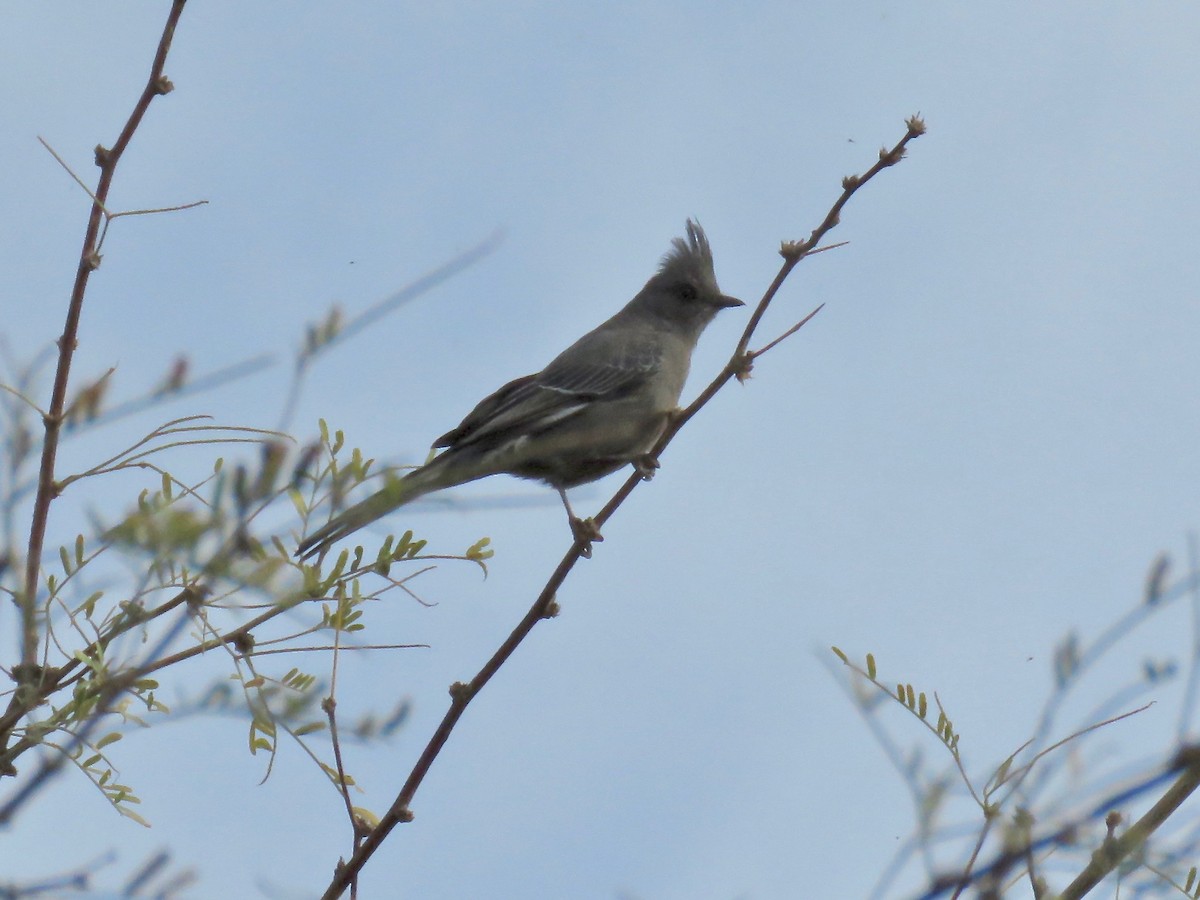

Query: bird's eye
[677,283,698,301]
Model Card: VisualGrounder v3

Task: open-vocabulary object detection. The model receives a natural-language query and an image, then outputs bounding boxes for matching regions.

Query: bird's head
[638,220,743,332]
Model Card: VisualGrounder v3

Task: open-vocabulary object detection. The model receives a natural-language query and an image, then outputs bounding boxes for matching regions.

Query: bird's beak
[715,294,744,309]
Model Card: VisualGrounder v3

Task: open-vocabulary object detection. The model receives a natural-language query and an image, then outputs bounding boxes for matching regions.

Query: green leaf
[466,537,493,561]
[119,807,151,828]
[76,590,104,617]
[288,487,308,518]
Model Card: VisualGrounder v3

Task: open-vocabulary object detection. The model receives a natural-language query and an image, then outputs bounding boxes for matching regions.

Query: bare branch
[318,116,926,899]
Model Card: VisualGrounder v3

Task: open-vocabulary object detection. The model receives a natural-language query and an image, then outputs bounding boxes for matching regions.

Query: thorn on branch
[1104,811,1122,841]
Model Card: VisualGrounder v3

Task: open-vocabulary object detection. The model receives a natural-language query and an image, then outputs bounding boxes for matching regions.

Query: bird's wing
[434,330,662,449]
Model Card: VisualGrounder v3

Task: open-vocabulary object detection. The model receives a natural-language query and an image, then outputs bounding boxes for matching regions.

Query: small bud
[233,632,256,654]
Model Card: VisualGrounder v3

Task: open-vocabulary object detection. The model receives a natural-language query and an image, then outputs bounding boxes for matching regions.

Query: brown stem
[9,0,189,733]
[320,116,926,899]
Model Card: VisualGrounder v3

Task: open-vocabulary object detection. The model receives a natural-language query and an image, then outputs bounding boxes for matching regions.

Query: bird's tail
[295,456,463,561]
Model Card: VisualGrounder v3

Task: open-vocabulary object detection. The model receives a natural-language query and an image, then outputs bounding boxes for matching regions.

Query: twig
[277,230,504,431]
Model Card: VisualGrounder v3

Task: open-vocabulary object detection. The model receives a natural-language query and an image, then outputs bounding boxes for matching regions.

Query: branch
[9,0,189,751]
[1058,748,1200,900]
[319,115,927,899]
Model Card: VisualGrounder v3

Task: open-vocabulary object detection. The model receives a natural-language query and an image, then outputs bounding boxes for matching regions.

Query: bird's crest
[659,219,714,281]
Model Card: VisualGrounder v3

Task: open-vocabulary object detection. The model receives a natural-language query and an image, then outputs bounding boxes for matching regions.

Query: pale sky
[4,3,1200,898]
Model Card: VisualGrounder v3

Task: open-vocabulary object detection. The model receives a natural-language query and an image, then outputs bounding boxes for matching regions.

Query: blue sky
[4,3,1200,898]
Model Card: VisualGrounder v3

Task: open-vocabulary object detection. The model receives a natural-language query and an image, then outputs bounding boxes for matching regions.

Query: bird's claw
[570,516,604,558]
[634,454,660,481]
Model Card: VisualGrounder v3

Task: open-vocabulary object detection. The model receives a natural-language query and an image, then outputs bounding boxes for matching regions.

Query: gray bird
[297,220,741,561]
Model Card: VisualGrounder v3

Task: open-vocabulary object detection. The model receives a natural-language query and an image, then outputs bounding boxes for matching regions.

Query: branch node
[83,250,103,271]
[398,808,414,824]
[879,144,907,167]
[448,681,473,703]
[732,351,755,383]
[779,239,808,261]
[232,631,255,655]
[542,599,560,619]
[154,74,175,95]
[182,582,211,609]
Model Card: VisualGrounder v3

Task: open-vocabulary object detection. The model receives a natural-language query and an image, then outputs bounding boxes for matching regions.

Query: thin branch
[319,115,926,900]
[250,643,429,656]
[277,230,504,431]
[108,199,209,220]
[752,303,825,358]
[0,382,47,418]
[10,1,189,760]
[36,136,110,214]
[71,353,275,433]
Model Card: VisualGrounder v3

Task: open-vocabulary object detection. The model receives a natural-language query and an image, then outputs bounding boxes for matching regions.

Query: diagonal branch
[1057,747,1200,900]
[319,115,927,899]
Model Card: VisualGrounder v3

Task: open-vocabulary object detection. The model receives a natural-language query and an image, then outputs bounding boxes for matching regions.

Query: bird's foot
[569,516,604,558]
[634,454,660,481]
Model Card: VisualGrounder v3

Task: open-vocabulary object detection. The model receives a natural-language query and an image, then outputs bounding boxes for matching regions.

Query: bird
[296,220,742,561]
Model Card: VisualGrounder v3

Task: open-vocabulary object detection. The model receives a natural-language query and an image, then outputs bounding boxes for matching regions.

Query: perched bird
[297,220,742,560]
